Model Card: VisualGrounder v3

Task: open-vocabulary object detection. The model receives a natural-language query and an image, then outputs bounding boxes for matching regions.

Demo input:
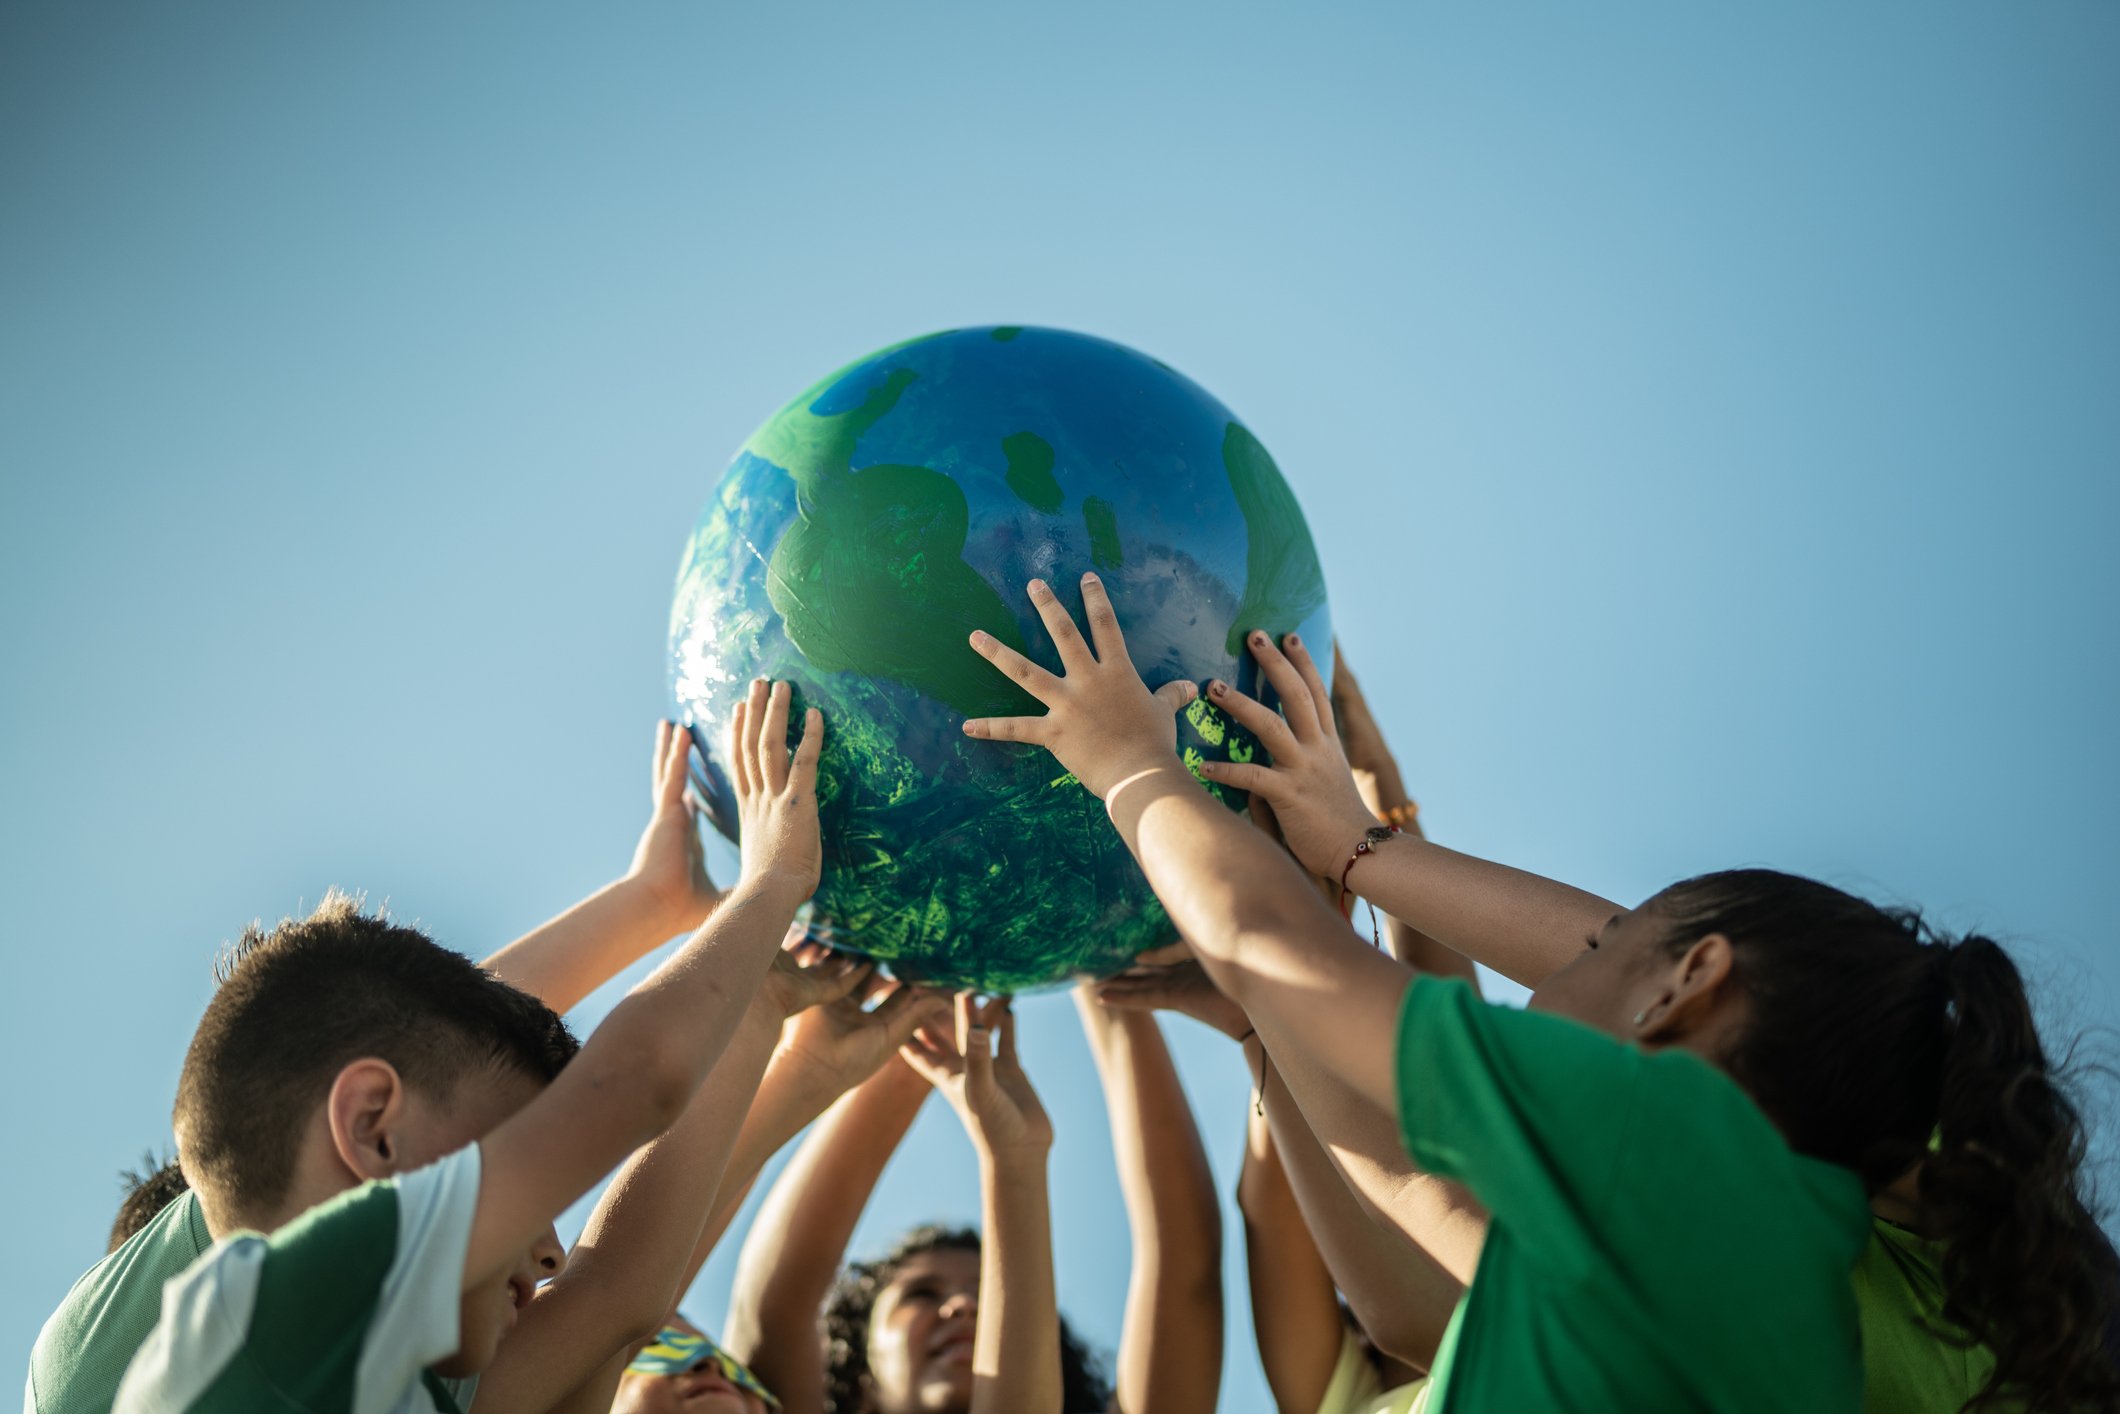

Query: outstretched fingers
[1201,675,1297,756]
[789,707,823,792]
[1078,572,1131,664]
[968,627,1063,703]
[960,712,1050,744]
[1245,630,1324,742]
[726,699,754,798]
[1027,578,1095,673]
[758,681,793,792]
[1281,633,1336,739]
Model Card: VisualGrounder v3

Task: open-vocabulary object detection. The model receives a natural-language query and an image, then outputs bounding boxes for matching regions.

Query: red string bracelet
[1339,824,1401,947]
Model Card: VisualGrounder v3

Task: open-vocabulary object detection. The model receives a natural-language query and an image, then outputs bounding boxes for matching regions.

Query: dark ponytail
[1653,870,2120,1413]
[1924,937,2120,1412]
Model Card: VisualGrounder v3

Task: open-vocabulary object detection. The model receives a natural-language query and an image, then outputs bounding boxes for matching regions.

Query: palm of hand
[1097,960,1249,1041]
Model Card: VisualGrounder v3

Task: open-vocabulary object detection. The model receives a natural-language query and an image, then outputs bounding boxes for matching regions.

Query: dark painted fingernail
[1286,633,1301,648]
[1251,630,1267,646]
[1209,680,1227,697]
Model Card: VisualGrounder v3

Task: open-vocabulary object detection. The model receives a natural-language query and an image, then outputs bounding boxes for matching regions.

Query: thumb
[872,988,949,1051]
[1154,679,1200,714]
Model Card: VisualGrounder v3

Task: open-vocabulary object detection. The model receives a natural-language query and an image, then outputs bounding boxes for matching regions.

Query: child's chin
[430,1331,499,1380]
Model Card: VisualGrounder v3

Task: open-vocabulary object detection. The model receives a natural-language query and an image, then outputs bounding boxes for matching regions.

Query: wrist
[727,870,814,916]
[979,1142,1051,1176]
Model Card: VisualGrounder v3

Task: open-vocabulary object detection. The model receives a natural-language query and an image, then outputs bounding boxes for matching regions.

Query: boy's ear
[325,1058,413,1181]
[1637,933,1737,1044]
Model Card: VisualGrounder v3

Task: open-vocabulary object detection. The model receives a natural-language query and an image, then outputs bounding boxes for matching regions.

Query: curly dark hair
[821,1225,1111,1414]
[1653,870,2120,1413]
[107,1151,191,1254]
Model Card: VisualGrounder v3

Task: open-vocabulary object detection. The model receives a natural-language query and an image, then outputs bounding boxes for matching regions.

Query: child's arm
[722,1054,935,1414]
[1099,952,1487,1285]
[481,720,724,1013]
[1254,1042,1463,1368]
[1237,1086,1351,1414]
[463,680,822,1295]
[1073,985,1223,1414]
[902,995,1063,1414]
[468,947,870,1414]
[676,975,946,1295]
[1328,648,1480,986]
[1195,634,1614,990]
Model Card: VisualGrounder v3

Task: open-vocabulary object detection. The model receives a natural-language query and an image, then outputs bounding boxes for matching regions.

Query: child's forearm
[465,876,805,1291]
[676,1040,856,1295]
[971,1149,1063,1414]
[1348,837,1616,989]
[472,1004,782,1414]
[1237,1099,1344,1414]
[1260,1055,1464,1368]
[1075,996,1223,1414]
[480,874,698,1015]
[723,1058,930,1410]
[1106,771,1412,1118]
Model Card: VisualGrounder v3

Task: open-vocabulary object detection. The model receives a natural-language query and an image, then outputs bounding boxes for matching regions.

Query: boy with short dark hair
[27,720,752,1414]
[111,681,823,1413]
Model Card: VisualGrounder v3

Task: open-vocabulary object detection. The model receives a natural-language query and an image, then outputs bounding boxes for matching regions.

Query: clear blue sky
[4,4,2116,1406]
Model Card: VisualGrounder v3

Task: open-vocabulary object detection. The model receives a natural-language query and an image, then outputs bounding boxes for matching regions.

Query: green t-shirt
[1854,1218,2007,1413]
[1395,977,1874,1414]
[111,1145,483,1414]
[28,1190,213,1414]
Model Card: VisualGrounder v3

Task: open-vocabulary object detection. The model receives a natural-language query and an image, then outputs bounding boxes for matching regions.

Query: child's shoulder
[113,1147,483,1414]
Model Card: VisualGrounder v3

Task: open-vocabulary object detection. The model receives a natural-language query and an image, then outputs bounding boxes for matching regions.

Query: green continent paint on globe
[669,327,1331,990]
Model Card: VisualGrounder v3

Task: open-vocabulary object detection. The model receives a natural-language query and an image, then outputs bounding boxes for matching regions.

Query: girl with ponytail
[955,575,2120,1412]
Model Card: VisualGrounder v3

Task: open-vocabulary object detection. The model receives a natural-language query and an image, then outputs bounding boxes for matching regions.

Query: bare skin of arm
[1101,954,1482,1293]
[675,973,945,1296]
[1073,985,1224,1414]
[474,952,865,1414]
[482,720,726,1014]
[1255,1041,1463,1367]
[960,579,1433,1121]
[903,996,1063,1414]
[1329,649,1479,987]
[1237,1087,1345,1414]
[463,680,823,1293]
[722,1057,934,1414]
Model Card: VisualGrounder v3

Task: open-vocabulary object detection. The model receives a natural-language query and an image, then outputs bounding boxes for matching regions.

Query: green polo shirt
[28,1190,213,1414]
[1395,977,1873,1413]
[112,1145,483,1414]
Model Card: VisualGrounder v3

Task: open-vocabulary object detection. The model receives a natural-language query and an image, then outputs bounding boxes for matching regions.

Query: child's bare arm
[676,977,945,1295]
[482,720,724,1013]
[1238,1092,1346,1414]
[1258,1046,1463,1369]
[463,681,821,1294]
[1074,986,1223,1414]
[902,996,1062,1414]
[470,947,869,1414]
[723,1056,933,1414]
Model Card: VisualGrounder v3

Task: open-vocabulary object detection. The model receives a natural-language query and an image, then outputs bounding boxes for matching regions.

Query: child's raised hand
[1194,631,1378,880]
[962,573,1200,800]
[900,993,1054,1160]
[1093,958,1251,1042]
[727,678,824,902]
[758,937,870,1021]
[625,720,723,931]
[776,966,951,1102]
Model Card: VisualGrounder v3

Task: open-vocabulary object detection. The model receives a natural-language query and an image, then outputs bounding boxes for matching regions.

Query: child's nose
[937,1289,978,1321]
[532,1222,567,1278]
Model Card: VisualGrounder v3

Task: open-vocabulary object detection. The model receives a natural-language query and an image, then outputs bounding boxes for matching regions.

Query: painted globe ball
[669,327,1330,990]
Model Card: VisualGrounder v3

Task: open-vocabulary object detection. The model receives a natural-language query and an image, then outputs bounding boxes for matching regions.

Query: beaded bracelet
[1339,825,1403,948]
